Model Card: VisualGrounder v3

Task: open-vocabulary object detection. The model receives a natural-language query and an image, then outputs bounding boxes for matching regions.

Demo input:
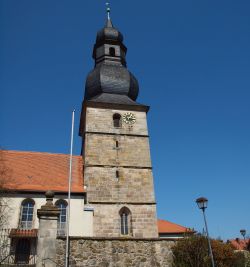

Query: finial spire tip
[106,2,111,20]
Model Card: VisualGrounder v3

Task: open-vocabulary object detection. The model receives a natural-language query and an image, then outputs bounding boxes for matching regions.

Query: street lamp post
[196,197,215,267]
[240,229,246,241]
[240,230,247,267]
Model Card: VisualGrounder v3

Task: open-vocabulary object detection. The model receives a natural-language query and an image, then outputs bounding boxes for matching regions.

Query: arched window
[55,199,67,236]
[20,199,35,229]
[113,113,121,128]
[119,207,131,236]
[109,47,116,57]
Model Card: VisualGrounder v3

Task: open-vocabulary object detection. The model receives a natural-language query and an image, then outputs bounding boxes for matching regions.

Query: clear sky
[1,0,249,240]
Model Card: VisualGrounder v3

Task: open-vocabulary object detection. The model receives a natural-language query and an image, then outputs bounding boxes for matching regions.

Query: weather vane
[106,2,111,20]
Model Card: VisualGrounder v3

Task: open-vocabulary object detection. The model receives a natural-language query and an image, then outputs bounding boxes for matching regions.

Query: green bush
[243,251,250,267]
[172,235,245,267]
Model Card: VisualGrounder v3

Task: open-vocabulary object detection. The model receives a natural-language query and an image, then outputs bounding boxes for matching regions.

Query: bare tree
[0,150,12,228]
[0,149,13,261]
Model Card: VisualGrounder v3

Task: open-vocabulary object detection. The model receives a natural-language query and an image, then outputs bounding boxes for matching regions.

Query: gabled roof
[158,219,194,234]
[0,150,84,193]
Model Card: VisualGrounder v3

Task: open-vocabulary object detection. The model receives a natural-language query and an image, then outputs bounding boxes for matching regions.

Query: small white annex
[0,150,93,238]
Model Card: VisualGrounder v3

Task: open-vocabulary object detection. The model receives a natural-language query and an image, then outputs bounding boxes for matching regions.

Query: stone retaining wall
[56,237,174,267]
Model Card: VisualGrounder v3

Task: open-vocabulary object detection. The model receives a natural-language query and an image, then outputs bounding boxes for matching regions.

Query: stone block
[56,238,175,267]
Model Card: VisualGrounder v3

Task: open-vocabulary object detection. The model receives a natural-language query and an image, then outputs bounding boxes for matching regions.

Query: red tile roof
[158,219,194,234]
[228,238,250,251]
[0,150,84,193]
[9,229,38,238]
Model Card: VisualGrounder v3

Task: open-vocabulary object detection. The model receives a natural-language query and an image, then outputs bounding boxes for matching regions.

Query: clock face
[122,112,136,124]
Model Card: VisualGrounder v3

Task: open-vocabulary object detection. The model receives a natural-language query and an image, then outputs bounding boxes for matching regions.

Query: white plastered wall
[2,193,93,237]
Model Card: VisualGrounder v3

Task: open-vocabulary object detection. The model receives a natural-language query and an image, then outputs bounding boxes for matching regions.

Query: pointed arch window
[55,199,67,236]
[19,199,35,229]
[119,207,131,236]
[113,113,121,128]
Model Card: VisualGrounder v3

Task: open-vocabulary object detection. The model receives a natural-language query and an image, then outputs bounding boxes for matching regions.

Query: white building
[0,150,93,264]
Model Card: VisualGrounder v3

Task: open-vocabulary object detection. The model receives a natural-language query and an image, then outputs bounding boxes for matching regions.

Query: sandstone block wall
[56,237,174,267]
[83,106,158,238]
[85,108,149,136]
[84,134,151,167]
[91,204,158,238]
[84,167,155,203]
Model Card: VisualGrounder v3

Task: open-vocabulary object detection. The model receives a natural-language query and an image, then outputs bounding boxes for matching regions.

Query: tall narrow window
[116,170,119,179]
[116,141,119,148]
[119,207,131,236]
[109,47,116,57]
[121,213,128,235]
[113,113,121,128]
[20,199,35,229]
[55,200,67,236]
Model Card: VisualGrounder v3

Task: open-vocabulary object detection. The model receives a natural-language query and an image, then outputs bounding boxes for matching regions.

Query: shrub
[172,235,242,267]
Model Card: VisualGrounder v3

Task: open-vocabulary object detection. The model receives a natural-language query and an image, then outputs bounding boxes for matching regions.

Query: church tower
[79,12,158,238]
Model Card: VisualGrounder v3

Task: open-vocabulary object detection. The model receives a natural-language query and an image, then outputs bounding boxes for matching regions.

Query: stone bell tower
[79,13,158,238]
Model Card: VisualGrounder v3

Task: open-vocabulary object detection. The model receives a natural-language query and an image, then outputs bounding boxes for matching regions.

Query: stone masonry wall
[85,108,149,136]
[56,237,174,267]
[83,106,158,238]
[84,167,155,202]
[84,134,151,167]
[91,204,158,238]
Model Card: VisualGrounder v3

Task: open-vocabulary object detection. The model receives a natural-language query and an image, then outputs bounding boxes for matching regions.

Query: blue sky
[1,0,249,240]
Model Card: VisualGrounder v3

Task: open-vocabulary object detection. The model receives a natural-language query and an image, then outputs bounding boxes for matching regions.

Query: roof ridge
[0,150,82,158]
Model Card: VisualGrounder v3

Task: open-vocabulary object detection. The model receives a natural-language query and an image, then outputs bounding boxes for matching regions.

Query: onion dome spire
[84,6,139,105]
